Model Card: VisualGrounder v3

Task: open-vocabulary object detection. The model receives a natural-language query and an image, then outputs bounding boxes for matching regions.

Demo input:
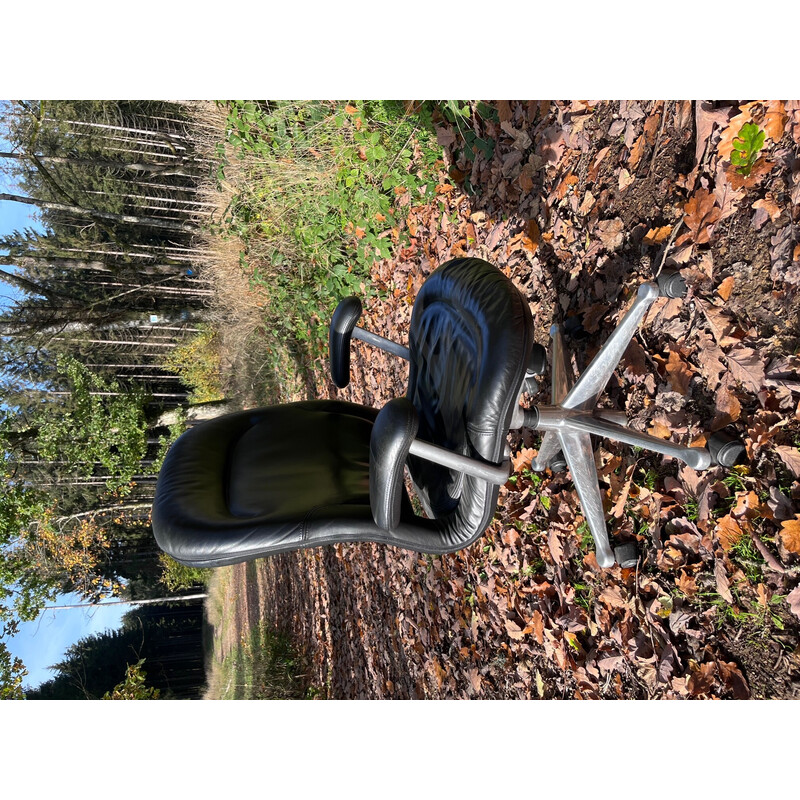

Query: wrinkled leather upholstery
[152,258,534,567]
[406,258,535,545]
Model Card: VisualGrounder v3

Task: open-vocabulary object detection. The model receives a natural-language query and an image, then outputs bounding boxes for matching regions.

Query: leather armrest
[329,296,362,388]
[369,398,419,531]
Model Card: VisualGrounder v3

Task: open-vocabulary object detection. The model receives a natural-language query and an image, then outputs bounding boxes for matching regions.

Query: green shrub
[217,100,443,356]
[158,552,210,591]
[164,326,224,403]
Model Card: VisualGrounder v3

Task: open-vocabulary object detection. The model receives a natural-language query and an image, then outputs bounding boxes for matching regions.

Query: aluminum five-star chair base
[510,280,730,568]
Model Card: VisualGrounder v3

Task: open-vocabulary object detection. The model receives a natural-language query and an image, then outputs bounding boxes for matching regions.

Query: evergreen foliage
[0,101,221,693]
[27,600,206,699]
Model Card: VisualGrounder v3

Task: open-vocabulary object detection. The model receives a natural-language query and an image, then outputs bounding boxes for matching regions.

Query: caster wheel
[564,315,588,341]
[708,429,747,468]
[614,541,638,569]
[657,269,687,299]
[522,375,540,395]
[527,343,547,376]
[550,451,567,472]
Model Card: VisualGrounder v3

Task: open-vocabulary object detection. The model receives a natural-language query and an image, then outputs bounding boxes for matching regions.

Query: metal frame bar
[353,327,410,360]
[408,439,510,484]
[562,283,659,411]
[558,428,616,568]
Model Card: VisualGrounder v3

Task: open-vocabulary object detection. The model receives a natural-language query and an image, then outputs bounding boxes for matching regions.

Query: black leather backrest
[406,258,534,522]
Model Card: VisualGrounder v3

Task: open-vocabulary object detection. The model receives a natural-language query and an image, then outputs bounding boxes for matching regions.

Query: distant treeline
[26,599,207,699]
[1,101,224,696]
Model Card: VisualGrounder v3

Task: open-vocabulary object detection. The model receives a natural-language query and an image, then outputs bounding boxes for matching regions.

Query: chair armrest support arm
[370,398,511,532]
[370,398,419,531]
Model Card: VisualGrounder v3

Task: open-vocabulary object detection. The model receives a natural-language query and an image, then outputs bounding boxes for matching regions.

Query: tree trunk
[0,150,203,177]
[0,192,199,234]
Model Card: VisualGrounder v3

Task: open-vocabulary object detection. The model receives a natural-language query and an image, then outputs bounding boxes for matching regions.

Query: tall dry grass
[181,102,310,406]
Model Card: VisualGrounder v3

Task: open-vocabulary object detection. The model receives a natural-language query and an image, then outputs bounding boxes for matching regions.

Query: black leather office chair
[152,257,744,569]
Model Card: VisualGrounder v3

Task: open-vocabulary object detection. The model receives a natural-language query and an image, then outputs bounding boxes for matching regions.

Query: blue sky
[2,139,133,691]
[0,161,38,307]
[13,594,132,689]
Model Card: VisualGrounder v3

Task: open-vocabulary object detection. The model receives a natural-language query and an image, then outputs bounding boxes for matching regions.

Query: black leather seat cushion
[153,401,378,566]
[227,403,373,518]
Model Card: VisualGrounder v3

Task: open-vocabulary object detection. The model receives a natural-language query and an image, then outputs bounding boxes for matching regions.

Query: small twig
[648,101,669,177]
[653,218,685,277]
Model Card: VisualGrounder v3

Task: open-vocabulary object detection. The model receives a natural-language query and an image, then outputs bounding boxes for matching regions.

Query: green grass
[210,619,308,700]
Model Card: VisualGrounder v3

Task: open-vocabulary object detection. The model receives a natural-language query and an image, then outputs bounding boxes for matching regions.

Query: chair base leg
[515,279,731,567]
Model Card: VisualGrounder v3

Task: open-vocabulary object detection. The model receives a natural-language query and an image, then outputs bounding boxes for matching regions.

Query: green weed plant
[218,101,442,356]
[731,122,766,176]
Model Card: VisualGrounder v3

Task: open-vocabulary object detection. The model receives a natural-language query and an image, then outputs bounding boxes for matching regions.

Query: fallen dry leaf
[775,445,800,477]
[717,661,750,699]
[511,447,536,473]
[717,276,735,301]
[505,618,526,641]
[578,191,596,216]
[618,168,634,191]
[596,218,625,251]
[501,120,532,151]
[779,517,800,555]
[643,225,672,246]
[688,661,716,696]
[715,559,734,604]
[718,101,787,162]
[684,188,722,245]
[524,219,541,254]
[725,346,766,394]
[787,585,800,621]
[649,420,672,439]
[676,571,699,597]
[752,195,782,223]
[628,134,646,169]
[712,384,741,429]
[716,514,745,551]
[531,610,544,644]
[694,101,735,165]
[666,350,693,393]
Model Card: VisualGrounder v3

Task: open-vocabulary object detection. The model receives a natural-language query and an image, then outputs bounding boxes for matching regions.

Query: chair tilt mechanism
[152,257,744,569]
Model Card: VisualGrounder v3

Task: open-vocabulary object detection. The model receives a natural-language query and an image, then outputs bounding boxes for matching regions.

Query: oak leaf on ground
[716,514,745,551]
[596,218,625,251]
[775,445,800,478]
[665,350,693,394]
[683,188,721,244]
[725,345,765,394]
[688,661,716,696]
[779,517,800,555]
[717,101,787,162]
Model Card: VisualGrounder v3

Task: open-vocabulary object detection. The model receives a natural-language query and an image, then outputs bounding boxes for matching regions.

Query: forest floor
[208,101,800,699]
